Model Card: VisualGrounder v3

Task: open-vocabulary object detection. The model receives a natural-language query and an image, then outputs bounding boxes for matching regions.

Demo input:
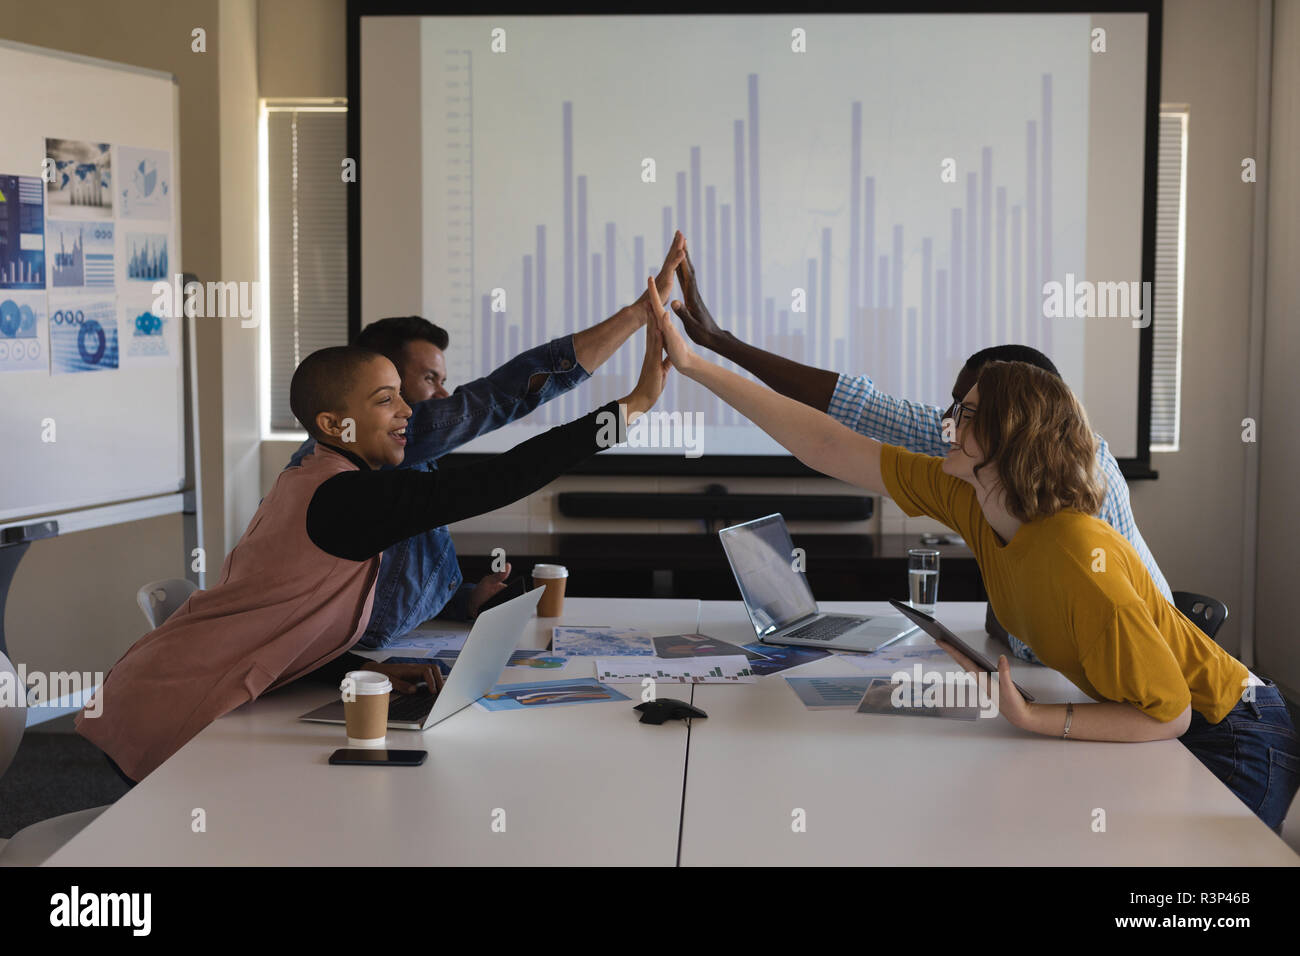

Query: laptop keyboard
[784,615,863,642]
[387,692,436,722]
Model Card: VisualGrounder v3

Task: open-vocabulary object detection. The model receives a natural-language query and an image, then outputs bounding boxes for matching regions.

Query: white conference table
[683,601,1300,866]
[46,599,701,866]
[46,599,1299,866]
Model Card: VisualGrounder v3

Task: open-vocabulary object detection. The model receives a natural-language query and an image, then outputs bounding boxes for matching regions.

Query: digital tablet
[888,600,1036,702]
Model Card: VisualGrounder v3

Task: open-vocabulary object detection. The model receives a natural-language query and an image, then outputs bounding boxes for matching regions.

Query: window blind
[266,107,348,432]
[1151,109,1188,450]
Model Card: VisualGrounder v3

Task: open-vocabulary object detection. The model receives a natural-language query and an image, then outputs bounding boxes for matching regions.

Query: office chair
[1172,591,1229,642]
[0,579,198,864]
[0,651,24,804]
[136,577,198,628]
[0,650,107,866]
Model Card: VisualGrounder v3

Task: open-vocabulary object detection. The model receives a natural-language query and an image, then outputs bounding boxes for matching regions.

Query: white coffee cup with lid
[531,564,569,617]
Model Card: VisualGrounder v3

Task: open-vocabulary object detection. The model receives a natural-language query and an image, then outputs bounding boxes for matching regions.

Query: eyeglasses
[942,400,978,429]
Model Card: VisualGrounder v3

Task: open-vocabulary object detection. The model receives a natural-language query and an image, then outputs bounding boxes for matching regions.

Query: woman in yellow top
[647,287,1300,833]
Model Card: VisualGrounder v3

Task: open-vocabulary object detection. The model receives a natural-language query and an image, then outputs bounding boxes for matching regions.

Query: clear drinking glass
[907,548,940,615]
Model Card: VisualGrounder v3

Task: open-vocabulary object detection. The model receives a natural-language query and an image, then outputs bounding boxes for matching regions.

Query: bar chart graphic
[420,15,1090,454]
[595,656,755,683]
[0,175,45,289]
[50,220,115,290]
[51,223,84,286]
[125,232,167,282]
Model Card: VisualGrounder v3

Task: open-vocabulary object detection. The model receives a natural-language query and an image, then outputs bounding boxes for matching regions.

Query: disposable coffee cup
[340,670,392,748]
[532,564,568,617]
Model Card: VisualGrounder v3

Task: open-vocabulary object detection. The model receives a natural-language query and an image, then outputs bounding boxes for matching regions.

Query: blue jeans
[1178,680,1300,832]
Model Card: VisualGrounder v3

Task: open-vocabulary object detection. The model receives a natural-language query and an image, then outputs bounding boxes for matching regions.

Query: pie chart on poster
[0,299,20,338]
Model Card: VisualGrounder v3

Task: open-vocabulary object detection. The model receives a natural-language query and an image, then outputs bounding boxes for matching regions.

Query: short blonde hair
[966,361,1106,522]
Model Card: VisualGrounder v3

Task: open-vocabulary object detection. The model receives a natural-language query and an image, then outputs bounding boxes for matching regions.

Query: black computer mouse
[634,698,708,724]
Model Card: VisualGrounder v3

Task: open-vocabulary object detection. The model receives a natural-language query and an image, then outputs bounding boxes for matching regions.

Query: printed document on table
[595,655,755,684]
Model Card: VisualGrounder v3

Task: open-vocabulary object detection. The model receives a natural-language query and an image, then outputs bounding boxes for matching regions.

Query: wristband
[1062,701,1074,739]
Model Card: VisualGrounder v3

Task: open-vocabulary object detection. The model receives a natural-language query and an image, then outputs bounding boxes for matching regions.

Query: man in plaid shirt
[668,242,1173,664]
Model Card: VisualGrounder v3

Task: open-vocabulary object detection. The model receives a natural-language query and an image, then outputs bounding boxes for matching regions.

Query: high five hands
[626,231,705,417]
[621,273,674,423]
[645,240,701,378]
[631,230,686,325]
[668,236,725,346]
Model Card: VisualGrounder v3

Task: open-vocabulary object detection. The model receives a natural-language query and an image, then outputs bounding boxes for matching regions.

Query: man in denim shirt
[288,233,686,648]
[666,240,1173,665]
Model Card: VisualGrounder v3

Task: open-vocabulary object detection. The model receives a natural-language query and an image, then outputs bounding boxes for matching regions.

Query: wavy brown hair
[964,361,1106,522]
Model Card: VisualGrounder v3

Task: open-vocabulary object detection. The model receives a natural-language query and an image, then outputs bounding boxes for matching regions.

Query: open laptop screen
[719,514,819,637]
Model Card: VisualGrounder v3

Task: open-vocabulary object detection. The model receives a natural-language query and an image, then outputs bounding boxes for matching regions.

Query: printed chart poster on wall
[0,290,47,374]
[0,173,49,375]
[117,145,170,220]
[119,294,177,367]
[48,294,118,374]
[123,229,168,283]
[45,138,113,219]
[0,174,45,290]
[48,219,114,290]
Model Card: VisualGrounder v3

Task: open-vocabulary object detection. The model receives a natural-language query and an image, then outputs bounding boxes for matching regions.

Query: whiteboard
[0,40,185,525]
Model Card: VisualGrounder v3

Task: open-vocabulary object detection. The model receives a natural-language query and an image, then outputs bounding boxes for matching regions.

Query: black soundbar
[556,490,871,522]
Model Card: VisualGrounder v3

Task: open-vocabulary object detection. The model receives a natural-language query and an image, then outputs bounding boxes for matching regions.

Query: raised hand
[631,230,686,323]
[468,562,512,618]
[620,275,673,422]
[671,237,724,345]
[652,282,700,377]
[571,232,682,375]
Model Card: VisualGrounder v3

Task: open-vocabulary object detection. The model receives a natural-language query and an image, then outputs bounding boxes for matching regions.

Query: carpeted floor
[0,730,128,839]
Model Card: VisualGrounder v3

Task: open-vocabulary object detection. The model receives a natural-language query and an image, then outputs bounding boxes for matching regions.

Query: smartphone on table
[329,749,427,766]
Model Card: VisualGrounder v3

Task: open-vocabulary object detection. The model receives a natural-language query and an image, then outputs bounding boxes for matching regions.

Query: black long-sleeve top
[303,399,626,684]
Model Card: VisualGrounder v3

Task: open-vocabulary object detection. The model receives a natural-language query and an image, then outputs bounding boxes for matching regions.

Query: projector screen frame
[347,0,1162,480]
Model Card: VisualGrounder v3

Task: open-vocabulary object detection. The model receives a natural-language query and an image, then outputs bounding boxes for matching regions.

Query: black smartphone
[474,574,526,615]
[329,749,427,766]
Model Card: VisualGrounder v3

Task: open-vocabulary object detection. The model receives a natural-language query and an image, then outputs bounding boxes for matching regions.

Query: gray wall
[1127,0,1261,663]
[1256,0,1300,696]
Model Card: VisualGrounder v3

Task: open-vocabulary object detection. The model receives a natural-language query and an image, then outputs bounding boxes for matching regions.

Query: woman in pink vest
[78,283,673,784]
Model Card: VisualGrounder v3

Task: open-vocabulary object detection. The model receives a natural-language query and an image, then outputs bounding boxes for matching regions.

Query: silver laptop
[300,585,544,730]
[718,514,917,652]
